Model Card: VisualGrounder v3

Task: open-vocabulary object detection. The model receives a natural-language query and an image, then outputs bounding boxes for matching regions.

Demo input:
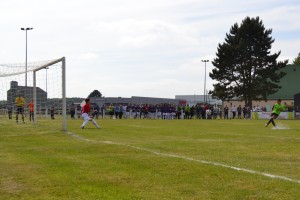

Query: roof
[267,65,300,100]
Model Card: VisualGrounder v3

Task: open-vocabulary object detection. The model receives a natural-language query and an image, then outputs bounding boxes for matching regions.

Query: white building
[175,95,222,106]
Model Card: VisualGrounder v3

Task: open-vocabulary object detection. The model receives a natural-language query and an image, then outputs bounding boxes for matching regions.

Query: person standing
[237,105,242,119]
[195,104,201,119]
[265,99,286,127]
[231,105,237,119]
[201,104,206,119]
[242,105,248,119]
[223,105,229,119]
[184,105,190,119]
[92,104,100,119]
[213,105,219,119]
[101,104,106,119]
[15,94,26,123]
[70,103,76,119]
[81,98,100,129]
[50,106,55,119]
[27,100,34,122]
[119,104,125,119]
[114,104,120,119]
[108,104,114,119]
[7,105,13,119]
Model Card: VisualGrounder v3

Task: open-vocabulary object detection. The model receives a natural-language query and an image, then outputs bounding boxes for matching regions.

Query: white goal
[0,57,67,131]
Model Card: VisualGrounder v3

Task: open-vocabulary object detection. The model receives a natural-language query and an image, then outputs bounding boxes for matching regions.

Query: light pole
[21,27,33,88]
[45,67,48,95]
[45,67,48,118]
[201,60,209,103]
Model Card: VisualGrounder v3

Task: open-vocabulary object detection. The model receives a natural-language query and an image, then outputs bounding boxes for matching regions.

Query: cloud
[1,0,299,98]
[87,19,202,50]
[78,53,99,60]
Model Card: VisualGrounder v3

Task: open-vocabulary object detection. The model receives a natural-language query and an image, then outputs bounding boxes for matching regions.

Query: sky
[0,0,299,98]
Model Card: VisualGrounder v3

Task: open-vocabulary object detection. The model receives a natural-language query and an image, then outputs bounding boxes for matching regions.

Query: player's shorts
[16,106,24,114]
[82,113,92,121]
[271,113,279,119]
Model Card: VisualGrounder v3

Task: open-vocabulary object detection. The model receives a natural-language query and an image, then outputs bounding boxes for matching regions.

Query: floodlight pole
[45,67,48,118]
[201,60,209,103]
[46,67,48,94]
[21,27,33,88]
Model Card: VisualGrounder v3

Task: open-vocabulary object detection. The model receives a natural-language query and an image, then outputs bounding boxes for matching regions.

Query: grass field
[1,117,300,199]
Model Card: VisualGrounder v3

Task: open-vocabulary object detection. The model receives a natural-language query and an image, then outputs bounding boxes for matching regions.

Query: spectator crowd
[69,103,261,120]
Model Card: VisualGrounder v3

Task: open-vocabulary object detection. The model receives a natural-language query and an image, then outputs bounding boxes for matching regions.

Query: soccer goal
[0,57,67,131]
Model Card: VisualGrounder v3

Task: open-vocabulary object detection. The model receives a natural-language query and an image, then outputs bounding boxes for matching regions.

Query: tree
[292,53,300,65]
[209,16,288,108]
[88,90,102,98]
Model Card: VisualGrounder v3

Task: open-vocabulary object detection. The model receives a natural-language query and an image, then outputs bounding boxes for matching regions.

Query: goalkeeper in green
[265,99,286,127]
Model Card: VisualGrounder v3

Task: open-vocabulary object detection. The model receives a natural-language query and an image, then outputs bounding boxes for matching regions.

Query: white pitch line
[66,131,300,185]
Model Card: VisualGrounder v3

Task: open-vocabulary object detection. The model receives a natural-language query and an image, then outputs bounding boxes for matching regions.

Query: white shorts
[82,113,91,121]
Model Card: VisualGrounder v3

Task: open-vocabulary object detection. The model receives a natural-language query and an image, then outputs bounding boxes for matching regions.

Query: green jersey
[272,103,285,115]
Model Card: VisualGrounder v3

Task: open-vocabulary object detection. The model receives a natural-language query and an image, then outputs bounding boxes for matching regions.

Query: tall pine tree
[209,16,288,107]
[292,52,300,65]
[88,90,102,98]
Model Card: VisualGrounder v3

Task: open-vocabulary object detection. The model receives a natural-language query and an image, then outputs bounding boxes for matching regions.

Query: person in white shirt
[231,105,237,119]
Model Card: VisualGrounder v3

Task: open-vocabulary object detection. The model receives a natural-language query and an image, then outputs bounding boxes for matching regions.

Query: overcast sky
[1,0,299,98]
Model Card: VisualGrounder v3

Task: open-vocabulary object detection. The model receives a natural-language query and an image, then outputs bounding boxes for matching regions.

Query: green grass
[0,117,300,199]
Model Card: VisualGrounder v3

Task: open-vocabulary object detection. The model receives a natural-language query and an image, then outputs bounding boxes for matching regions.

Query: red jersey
[27,101,34,112]
[82,103,91,114]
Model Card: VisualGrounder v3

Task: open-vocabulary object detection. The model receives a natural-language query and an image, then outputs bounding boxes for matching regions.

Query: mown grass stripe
[67,131,300,185]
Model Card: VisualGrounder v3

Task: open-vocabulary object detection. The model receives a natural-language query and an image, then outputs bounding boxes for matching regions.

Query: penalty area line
[66,131,300,185]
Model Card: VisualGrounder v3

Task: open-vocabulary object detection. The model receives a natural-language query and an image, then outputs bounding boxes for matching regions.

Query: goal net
[0,57,66,131]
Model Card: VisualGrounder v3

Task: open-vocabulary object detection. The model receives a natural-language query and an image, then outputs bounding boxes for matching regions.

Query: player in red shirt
[27,100,34,122]
[81,98,100,129]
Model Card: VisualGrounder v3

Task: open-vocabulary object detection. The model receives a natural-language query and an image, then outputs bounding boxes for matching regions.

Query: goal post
[0,57,67,131]
[33,57,66,131]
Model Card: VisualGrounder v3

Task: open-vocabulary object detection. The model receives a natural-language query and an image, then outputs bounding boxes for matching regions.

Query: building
[175,95,222,106]
[7,81,47,107]
[222,65,300,111]
[267,65,300,100]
